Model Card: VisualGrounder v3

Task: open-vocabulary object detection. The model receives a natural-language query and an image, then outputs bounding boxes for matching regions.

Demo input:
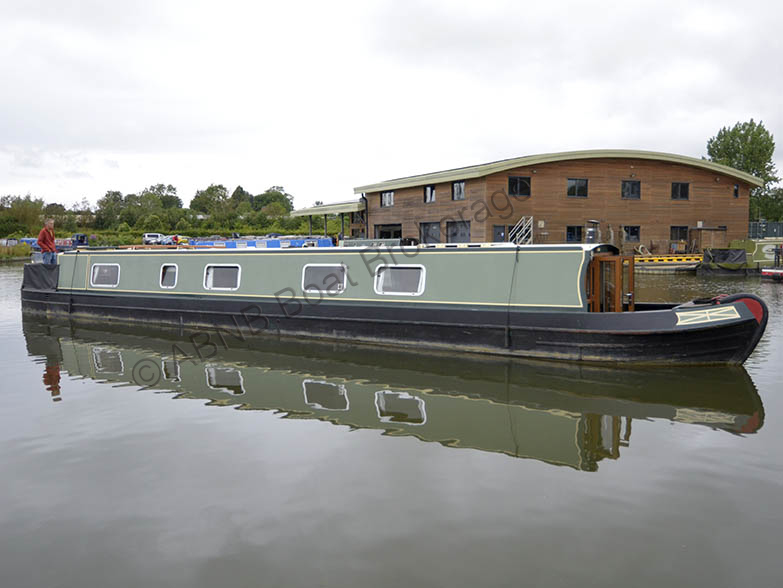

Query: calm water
[2,262,782,588]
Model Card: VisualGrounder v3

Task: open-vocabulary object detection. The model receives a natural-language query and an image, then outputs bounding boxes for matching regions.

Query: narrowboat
[22,316,764,470]
[20,242,768,364]
[761,267,783,281]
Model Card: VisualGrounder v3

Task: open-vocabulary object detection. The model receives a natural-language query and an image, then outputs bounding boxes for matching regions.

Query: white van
[142,233,163,244]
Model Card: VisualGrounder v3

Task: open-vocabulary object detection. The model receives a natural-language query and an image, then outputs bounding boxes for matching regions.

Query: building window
[492,225,506,242]
[160,264,177,289]
[204,265,240,290]
[671,183,689,200]
[621,180,641,200]
[374,265,426,296]
[567,178,588,198]
[90,263,120,288]
[452,181,465,201]
[374,224,402,239]
[734,184,739,198]
[622,225,640,242]
[566,226,583,243]
[420,222,440,244]
[380,191,394,207]
[302,264,346,294]
[446,221,470,243]
[424,185,436,203]
[670,226,688,241]
[508,176,531,197]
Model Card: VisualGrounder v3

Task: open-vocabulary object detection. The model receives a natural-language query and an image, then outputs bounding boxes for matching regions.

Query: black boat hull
[20,286,768,365]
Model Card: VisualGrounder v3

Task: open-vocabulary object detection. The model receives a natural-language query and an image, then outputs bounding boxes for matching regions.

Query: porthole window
[204,265,240,291]
[160,264,178,288]
[90,263,120,288]
[374,265,425,296]
[302,264,346,294]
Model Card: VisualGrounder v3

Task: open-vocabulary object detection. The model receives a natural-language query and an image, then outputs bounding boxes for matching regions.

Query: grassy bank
[0,243,31,261]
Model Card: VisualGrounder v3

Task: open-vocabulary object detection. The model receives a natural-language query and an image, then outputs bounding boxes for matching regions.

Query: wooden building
[352,150,763,253]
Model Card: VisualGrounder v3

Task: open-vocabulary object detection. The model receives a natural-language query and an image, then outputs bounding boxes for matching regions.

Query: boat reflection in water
[23,317,764,472]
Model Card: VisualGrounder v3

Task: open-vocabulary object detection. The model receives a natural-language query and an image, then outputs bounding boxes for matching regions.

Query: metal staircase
[508,216,534,245]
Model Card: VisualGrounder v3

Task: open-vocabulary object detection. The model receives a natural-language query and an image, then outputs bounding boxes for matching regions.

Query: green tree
[95,190,124,229]
[230,185,254,207]
[0,195,45,233]
[141,214,164,232]
[190,184,228,214]
[175,218,191,232]
[117,222,131,233]
[142,184,181,209]
[262,201,287,220]
[253,186,294,213]
[756,187,783,221]
[44,203,67,215]
[707,119,780,220]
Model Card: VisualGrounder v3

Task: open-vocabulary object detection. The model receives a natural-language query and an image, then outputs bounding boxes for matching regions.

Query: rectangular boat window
[375,390,426,425]
[92,347,123,374]
[303,380,349,411]
[302,264,346,294]
[90,263,120,288]
[374,265,425,296]
[205,366,244,395]
[204,265,240,290]
[162,359,180,382]
[160,264,177,288]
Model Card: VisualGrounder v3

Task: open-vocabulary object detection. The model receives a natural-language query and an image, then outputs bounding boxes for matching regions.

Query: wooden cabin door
[587,255,635,312]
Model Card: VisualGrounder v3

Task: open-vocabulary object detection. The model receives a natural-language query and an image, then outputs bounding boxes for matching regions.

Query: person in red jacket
[37,218,57,264]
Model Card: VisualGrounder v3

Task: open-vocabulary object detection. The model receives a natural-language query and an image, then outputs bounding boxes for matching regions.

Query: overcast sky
[1,0,781,209]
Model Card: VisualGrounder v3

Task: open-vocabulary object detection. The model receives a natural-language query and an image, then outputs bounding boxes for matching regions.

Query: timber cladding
[362,156,753,252]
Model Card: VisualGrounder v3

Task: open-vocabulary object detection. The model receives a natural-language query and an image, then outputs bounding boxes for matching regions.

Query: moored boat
[20,242,768,364]
[761,268,783,281]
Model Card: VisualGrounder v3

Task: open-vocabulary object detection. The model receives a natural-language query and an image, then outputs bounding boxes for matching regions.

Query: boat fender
[716,293,767,325]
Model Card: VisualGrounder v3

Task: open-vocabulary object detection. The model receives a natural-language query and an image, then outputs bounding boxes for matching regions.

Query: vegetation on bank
[1,184,344,241]
[0,242,31,260]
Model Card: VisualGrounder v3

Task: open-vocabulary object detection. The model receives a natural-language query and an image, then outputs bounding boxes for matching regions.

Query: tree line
[0,183,333,240]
